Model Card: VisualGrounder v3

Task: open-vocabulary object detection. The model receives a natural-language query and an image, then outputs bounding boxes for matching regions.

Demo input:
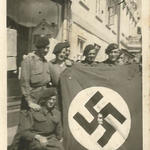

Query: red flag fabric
[59,63,142,150]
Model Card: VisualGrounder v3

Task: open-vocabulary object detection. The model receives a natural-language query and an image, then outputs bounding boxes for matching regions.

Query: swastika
[73,91,126,147]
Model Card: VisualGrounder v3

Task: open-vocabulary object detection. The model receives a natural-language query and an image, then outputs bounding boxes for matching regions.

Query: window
[96,0,101,16]
[107,0,117,26]
[77,36,86,53]
[137,27,141,34]
[94,43,101,57]
[108,7,115,25]
[96,0,104,18]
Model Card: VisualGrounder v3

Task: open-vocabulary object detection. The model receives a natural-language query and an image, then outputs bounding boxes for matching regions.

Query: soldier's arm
[20,58,41,110]
[20,58,32,103]
[48,61,56,86]
[20,111,36,141]
[55,111,63,140]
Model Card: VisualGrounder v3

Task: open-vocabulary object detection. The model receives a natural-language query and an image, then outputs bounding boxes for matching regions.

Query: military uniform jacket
[20,53,52,103]
[102,59,115,65]
[49,60,67,86]
[21,107,62,141]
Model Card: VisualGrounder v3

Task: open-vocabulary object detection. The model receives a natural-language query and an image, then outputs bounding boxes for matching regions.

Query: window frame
[108,6,115,26]
[94,43,101,58]
[77,36,86,53]
[95,0,105,19]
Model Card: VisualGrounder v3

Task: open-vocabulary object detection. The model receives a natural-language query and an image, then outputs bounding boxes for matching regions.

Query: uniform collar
[41,106,54,115]
[103,59,115,64]
[33,53,47,62]
[81,60,99,66]
[41,107,49,115]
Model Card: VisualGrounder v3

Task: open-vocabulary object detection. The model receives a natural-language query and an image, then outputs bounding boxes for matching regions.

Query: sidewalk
[8,126,18,146]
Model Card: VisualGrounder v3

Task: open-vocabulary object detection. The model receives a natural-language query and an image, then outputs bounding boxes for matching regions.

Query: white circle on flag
[68,87,131,150]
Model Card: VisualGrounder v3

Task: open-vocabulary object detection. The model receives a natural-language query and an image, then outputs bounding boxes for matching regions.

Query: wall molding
[73,21,109,44]
[112,30,117,35]
[95,15,103,23]
[120,40,141,51]
[105,24,111,30]
[79,0,89,11]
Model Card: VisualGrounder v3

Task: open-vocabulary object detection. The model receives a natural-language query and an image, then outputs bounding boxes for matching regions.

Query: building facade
[68,0,119,61]
[68,0,141,61]
[119,0,142,57]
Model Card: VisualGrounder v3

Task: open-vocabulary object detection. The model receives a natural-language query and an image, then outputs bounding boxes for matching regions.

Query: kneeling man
[20,88,64,150]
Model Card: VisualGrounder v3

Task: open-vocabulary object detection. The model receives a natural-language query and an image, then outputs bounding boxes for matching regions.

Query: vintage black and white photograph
[3,0,149,150]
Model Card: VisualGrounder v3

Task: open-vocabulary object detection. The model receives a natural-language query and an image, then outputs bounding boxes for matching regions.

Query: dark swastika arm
[100,103,126,124]
[97,120,116,147]
[73,91,127,148]
[73,91,103,134]
[73,112,98,134]
[85,91,103,117]
[98,103,127,147]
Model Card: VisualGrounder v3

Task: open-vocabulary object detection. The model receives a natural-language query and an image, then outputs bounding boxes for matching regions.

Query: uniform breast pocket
[31,68,43,84]
[33,113,47,130]
[33,113,46,122]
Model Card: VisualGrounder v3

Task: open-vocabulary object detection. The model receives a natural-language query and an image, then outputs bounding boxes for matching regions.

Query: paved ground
[7,76,21,146]
[7,109,20,146]
[8,126,18,146]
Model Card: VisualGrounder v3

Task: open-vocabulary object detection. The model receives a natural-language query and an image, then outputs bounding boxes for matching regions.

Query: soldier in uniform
[64,41,74,66]
[115,49,135,65]
[20,36,52,110]
[20,88,64,150]
[81,44,98,65]
[10,36,53,150]
[103,43,121,65]
[49,42,73,87]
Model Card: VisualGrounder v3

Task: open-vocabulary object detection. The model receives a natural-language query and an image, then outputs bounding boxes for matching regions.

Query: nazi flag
[60,63,142,150]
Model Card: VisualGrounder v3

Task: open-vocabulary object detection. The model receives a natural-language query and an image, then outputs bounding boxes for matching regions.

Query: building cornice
[120,40,141,52]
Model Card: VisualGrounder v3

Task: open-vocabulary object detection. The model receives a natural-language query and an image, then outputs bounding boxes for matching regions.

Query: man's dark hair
[105,43,118,54]
[83,44,95,56]
[35,36,50,49]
